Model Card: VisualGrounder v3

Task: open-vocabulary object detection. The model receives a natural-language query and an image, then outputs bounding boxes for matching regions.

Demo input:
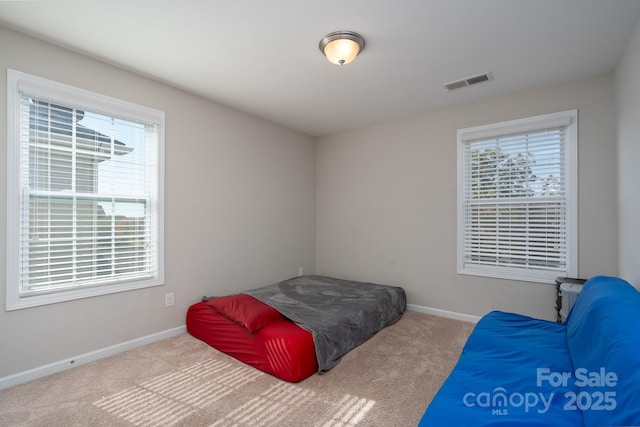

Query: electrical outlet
[165,292,175,307]
[298,267,304,277]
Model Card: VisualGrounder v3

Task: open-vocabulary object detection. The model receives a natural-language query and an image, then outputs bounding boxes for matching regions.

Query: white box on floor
[560,282,584,322]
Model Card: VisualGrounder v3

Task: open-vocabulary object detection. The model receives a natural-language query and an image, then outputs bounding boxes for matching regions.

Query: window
[6,69,164,310]
[457,110,577,283]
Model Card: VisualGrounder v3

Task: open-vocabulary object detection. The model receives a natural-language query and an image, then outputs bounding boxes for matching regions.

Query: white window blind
[6,69,164,310]
[457,111,577,283]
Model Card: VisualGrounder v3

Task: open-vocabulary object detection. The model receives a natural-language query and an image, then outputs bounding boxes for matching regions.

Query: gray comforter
[244,275,407,372]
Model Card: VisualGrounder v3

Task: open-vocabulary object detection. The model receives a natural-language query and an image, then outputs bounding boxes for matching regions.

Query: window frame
[456,110,578,284]
[6,69,165,310]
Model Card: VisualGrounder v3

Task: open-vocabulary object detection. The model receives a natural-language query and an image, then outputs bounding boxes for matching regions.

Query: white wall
[0,26,316,379]
[616,18,640,286]
[316,74,618,321]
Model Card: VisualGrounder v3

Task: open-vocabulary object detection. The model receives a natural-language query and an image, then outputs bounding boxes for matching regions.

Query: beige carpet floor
[0,311,474,427]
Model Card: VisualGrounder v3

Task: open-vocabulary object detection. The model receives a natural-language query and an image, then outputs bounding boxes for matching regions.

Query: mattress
[186,275,406,382]
[186,297,318,382]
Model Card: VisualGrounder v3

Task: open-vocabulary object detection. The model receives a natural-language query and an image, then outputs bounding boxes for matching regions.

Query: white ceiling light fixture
[319,31,365,65]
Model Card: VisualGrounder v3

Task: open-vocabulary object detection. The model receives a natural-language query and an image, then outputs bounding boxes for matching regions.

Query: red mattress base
[186,301,318,382]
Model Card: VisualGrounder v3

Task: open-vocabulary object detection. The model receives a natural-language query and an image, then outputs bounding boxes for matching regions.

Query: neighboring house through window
[6,69,164,310]
[457,110,577,283]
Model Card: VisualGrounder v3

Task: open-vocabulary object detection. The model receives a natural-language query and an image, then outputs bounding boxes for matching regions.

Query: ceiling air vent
[443,72,493,91]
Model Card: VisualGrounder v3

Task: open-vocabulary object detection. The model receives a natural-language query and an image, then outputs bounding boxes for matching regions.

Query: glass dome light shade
[319,31,365,65]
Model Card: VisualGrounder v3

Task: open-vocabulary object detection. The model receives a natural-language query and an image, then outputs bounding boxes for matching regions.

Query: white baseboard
[0,325,186,391]
[407,303,481,324]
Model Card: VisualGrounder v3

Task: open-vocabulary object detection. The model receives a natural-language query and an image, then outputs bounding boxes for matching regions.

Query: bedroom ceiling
[1,1,640,137]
